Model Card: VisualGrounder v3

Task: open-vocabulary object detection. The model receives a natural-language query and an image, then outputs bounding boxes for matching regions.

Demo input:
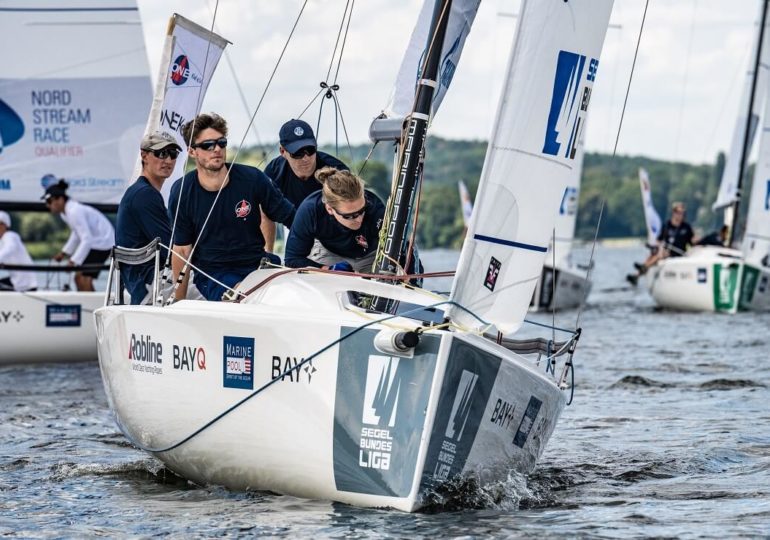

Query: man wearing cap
[43,180,114,291]
[115,130,181,304]
[261,119,348,252]
[169,113,295,301]
[0,211,38,292]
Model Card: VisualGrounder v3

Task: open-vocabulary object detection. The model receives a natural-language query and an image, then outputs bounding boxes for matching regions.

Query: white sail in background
[713,3,770,211]
[384,0,480,120]
[458,180,474,226]
[638,168,662,246]
[0,1,151,206]
[550,141,584,268]
[447,0,614,334]
[141,14,229,199]
[743,91,770,264]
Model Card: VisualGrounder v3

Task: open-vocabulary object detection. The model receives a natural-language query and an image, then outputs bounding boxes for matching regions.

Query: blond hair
[315,167,364,207]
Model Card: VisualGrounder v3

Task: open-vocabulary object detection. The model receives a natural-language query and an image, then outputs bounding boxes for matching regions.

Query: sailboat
[530,140,592,311]
[94,0,613,511]
[645,0,770,313]
[0,1,151,363]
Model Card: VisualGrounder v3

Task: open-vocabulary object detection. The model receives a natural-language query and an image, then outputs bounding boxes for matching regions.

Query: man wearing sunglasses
[115,130,181,303]
[169,113,295,301]
[260,119,348,252]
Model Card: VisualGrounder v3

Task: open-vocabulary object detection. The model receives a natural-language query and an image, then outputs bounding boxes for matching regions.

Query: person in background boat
[285,166,422,283]
[260,119,349,252]
[695,225,728,247]
[0,211,38,292]
[169,112,295,302]
[626,201,695,286]
[115,131,181,304]
[43,180,114,292]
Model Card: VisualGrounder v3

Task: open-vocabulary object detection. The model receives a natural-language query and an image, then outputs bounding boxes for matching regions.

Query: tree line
[8,136,739,254]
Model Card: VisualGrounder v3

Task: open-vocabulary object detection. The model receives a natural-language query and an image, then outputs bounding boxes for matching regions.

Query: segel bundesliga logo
[542,50,599,160]
[359,355,402,470]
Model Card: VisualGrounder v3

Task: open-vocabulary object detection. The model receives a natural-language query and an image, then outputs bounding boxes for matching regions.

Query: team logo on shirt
[355,235,368,250]
[235,199,251,219]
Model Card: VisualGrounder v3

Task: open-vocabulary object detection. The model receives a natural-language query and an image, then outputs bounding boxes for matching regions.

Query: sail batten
[446,0,613,334]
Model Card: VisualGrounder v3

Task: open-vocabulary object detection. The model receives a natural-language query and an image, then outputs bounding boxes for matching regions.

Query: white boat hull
[530,261,591,312]
[0,291,101,364]
[646,246,770,313]
[95,271,567,511]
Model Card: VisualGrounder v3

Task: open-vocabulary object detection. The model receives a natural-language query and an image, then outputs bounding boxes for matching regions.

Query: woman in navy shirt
[285,167,385,272]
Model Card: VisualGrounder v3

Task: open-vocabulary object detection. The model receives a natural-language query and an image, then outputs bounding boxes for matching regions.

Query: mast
[372,0,453,294]
[730,0,769,246]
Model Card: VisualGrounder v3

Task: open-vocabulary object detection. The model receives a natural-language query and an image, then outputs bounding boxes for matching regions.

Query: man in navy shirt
[261,119,348,252]
[116,130,181,303]
[170,113,295,301]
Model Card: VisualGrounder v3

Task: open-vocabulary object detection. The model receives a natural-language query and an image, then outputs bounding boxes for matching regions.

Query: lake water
[2,244,769,537]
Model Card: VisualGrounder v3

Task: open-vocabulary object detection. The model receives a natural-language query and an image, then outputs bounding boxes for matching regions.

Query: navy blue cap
[279,119,316,154]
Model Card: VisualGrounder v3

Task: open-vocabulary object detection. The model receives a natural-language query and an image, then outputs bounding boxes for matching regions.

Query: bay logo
[362,355,401,427]
[542,50,599,160]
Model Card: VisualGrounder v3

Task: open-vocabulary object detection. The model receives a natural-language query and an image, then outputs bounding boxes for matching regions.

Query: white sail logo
[542,50,599,160]
[362,355,400,427]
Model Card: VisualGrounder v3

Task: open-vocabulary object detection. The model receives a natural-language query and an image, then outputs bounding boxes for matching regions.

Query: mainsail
[713,2,770,211]
[743,86,770,264]
[141,14,229,200]
[447,0,613,334]
[384,0,480,120]
[550,140,585,268]
[0,1,151,208]
[638,167,662,246]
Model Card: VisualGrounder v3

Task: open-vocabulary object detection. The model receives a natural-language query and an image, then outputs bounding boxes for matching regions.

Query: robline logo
[542,50,599,160]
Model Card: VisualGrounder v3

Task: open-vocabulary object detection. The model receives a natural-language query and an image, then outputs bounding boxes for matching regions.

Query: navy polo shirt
[115,176,171,303]
[264,151,349,209]
[170,163,295,272]
[658,220,694,255]
[285,190,385,268]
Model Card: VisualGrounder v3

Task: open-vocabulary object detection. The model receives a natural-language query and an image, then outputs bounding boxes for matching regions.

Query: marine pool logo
[542,50,599,160]
[223,335,254,389]
[362,355,401,427]
[0,99,25,154]
[170,55,203,86]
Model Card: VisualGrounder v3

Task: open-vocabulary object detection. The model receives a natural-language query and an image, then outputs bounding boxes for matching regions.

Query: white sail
[447,0,613,334]
[743,83,770,264]
[458,180,473,226]
[713,3,770,211]
[638,167,662,246]
[550,141,584,268]
[140,14,229,200]
[384,0,480,120]
[0,1,151,206]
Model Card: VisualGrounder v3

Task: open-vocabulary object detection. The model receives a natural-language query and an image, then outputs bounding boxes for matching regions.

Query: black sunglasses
[192,137,228,151]
[333,204,366,220]
[289,146,316,159]
[149,148,180,160]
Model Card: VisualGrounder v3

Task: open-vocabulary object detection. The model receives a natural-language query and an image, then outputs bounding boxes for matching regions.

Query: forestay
[447,0,613,334]
[713,2,770,211]
[384,0,480,120]
[141,14,229,201]
[0,0,151,206]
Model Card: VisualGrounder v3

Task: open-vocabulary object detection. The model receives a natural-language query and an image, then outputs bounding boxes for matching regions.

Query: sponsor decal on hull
[45,304,81,327]
[128,333,163,375]
[333,327,439,497]
[738,265,760,309]
[271,355,316,383]
[223,336,254,389]
[421,340,501,486]
[513,396,543,448]
[0,310,24,324]
[713,263,739,312]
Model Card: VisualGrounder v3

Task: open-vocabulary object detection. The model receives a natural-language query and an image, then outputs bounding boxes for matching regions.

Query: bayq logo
[542,50,599,160]
[0,99,25,154]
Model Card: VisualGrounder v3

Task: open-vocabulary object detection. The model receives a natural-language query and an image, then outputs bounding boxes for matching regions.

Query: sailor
[627,201,694,285]
[260,119,349,252]
[0,211,38,292]
[115,130,181,304]
[43,179,114,291]
[169,113,295,301]
[285,167,399,273]
[695,225,728,247]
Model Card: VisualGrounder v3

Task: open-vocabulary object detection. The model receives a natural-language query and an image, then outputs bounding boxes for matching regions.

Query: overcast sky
[135,0,760,166]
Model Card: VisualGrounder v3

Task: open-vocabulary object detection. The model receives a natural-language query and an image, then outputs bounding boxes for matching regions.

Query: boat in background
[646,0,770,313]
[0,1,151,363]
[95,0,613,511]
